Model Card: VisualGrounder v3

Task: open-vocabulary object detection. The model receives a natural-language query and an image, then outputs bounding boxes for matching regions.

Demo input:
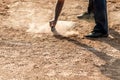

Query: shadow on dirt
[85,28,120,80]
[95,28,120,80]
[53,28,120,80]
[99,58,120,80]
[97,28,120,51]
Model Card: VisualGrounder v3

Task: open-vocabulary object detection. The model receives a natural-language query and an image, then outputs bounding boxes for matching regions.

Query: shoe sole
[85,34,109,38]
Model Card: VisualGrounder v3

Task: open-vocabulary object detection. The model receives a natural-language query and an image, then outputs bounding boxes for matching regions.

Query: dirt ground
[0,0,120,80]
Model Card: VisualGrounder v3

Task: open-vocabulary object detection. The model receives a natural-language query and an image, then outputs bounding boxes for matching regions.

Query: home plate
[27,21,79,37]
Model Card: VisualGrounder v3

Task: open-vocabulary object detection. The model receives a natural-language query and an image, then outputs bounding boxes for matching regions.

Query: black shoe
[85,32,108,38]
[77,12,94,19]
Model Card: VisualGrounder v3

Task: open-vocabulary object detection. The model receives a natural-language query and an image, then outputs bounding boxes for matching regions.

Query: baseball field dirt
[0,0,120,80]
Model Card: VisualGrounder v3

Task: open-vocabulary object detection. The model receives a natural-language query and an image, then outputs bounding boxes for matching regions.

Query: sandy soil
[0,0,120,80]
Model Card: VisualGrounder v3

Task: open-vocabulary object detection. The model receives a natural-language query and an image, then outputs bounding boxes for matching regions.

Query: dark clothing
[88,0,94,14]
[93,0,108,34]
[88,0,108,34]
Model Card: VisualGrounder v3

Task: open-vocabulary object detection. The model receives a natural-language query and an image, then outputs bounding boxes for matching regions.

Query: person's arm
[50,0,65,31]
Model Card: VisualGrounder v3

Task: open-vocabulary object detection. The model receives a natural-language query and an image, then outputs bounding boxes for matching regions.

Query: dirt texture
[0,0,120,80]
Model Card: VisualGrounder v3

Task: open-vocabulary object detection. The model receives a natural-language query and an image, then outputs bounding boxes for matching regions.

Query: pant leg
[93,0,108,34]
[88,0,94,14]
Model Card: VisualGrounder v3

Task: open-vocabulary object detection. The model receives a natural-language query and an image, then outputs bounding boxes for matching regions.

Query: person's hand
[49,20,57,32]
[49,20,57,27]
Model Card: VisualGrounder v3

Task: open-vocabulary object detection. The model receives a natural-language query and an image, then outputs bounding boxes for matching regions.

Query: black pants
[88,0,108,34]
[88,0,94,14]
[93,0,108,34]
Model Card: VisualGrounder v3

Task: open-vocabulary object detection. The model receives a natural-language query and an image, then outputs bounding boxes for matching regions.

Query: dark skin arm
[50,0,65,31]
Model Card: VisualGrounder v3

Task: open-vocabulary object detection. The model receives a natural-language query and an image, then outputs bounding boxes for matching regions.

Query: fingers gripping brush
[51,26,56,32]
[51,26,60,35]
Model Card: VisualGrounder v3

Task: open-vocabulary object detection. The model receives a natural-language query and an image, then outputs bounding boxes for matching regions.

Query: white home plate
[27,21,79,37]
